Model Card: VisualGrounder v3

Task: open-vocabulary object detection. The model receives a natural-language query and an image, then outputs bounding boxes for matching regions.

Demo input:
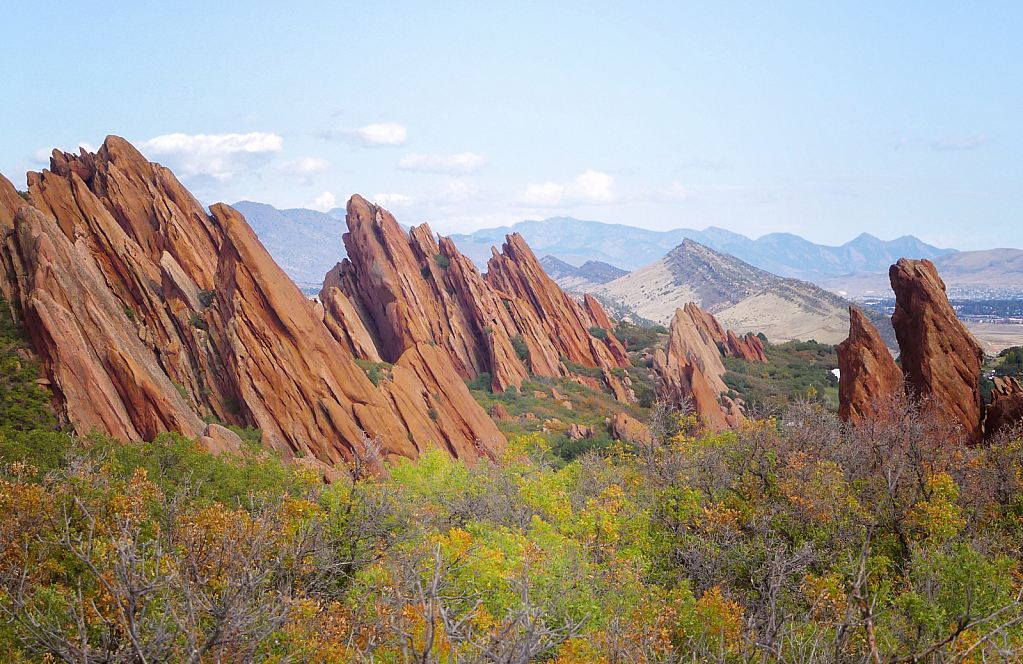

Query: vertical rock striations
[653,303,751,431]
[890,258,984,443]
[328,196,633,401]
[837,306,903,422]
[0,138,504,471]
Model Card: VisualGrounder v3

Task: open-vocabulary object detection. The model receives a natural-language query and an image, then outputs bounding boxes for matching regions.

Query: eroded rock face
[890,258,984,443]
[837,306,903,422]
[610,412,651,446]
[985,377,1023,437]
[654,304,740,431]
[0,138,504,471]
[726,330,768,362]
[329,196,632,401]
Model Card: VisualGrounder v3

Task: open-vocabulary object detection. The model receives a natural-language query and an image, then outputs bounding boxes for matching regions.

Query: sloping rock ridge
[890,258,984,443]
[837,306,903,422]
[325,195,633,402]
[838,259,990,442]
[0,137,504,471]
[653,302,756,431]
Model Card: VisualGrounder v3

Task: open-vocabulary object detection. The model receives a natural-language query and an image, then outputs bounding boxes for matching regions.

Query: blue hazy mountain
[231,201,348,284]
[450,217,955,277]
[229,203,956,285]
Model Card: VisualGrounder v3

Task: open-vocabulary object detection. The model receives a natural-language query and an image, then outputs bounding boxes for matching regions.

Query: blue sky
[2,0,1020,250]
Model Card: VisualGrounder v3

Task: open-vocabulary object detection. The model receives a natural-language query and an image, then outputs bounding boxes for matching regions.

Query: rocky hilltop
[0,138,512,472]
[653,302,766,431]
[594,239,896,347]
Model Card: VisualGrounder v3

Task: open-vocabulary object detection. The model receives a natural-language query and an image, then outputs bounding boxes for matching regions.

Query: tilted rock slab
[837,305,903,422]
[654,304,741,431]
[890,258,984,443]
[986,376,1023,437]
[328,196,631,400]
[0,137,503,470]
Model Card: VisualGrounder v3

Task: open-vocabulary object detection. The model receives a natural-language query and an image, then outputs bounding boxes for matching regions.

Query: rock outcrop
[653,303,749,431]
[725,330,768,362]
[0,137,504,471]
[326,195,632,401]
[610,412,652,446]
[890,258,984,443]
[985,377,1023,437]
[584,294,614,331]
[837,306,903,422]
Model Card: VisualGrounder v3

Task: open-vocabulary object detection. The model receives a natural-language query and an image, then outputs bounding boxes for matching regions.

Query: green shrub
[589,326,607,340]
[433,253,451,269]
[198,289,216,308]
[467,373,493,392]
[511,334,530,362]
[189,312,208,330]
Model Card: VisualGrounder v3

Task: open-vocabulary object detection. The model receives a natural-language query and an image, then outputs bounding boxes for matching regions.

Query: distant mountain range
[231,201,348,284]
[537,256,628,291]
[450,217,955,278]
[591,238,896,347]
[233,202,957,291]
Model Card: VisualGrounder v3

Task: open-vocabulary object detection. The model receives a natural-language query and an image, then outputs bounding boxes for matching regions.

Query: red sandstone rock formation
[725,330,768,362]
[985,377,1023,437]
[653,305,739,431]
[584,294,614,331]
[610,412,652,446]
[328,196,632,401]
[0,138,504,471]
[837,306,903,422]
[890,258,985,443]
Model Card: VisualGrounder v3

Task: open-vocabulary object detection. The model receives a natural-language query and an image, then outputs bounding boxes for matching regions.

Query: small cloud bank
[931,135,988,151]
[372,179,481,210]
[319,123,408,147]
[314,192,337,211]
[358,123,408,147]
[277,156,330,177]
[398,152,487,175]
[139,132,283,181]
[518,170,619,207]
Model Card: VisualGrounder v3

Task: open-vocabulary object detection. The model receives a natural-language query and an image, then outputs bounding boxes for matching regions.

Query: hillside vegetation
[2,299,1023,663]
[3,400,1023,662]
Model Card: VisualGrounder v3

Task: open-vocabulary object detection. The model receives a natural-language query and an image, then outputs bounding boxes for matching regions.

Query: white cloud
[372,193,413,207]
[358,123,407,147]
[519,182,566,206]
[314,191,337,211]
[398,152,487,174]
[661,182,691,201]
[138,132,284,181]
[566,170,619,204]
[277,157,330,183]
[371,179,481,210]
[517,170,619,207]
[932,135,988,151]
